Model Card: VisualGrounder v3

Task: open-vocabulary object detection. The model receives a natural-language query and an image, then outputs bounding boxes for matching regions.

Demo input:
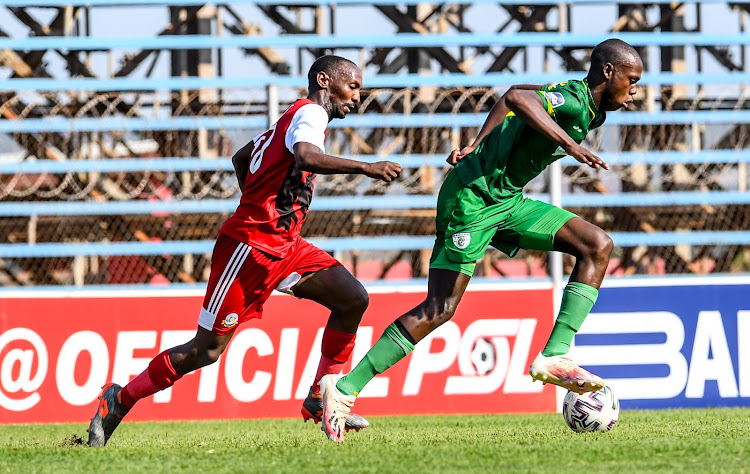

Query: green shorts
[430,171,576,276]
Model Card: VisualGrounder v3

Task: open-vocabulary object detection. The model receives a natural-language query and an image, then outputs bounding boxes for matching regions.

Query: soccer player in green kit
[319,39,643,442]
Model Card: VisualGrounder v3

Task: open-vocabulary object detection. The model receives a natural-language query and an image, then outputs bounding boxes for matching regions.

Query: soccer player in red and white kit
[87,55,402,447]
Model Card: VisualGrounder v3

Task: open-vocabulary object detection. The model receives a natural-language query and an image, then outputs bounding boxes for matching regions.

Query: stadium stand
[2,0,750,285]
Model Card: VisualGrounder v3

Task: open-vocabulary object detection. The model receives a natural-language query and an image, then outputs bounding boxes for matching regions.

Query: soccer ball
[562,385,619,433]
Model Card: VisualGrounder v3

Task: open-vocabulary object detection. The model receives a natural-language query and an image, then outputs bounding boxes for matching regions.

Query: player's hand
[564,142,609,170]
[364,161,402,182]
[447,145,475,166]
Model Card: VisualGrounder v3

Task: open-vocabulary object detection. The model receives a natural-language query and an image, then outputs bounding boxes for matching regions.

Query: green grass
[1,409,749,473]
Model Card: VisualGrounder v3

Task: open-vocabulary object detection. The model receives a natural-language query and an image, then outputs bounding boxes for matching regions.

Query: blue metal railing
[3,151,750,175]
[2,191,750,217]
[0,237,436,258]
[0,115,266,133]
[3,110,750,134]
[0,196,437,216]
[1,33,748,52]
[5,72,750,93]
[2,153,749,255]
[0,231,748,258]
[0,157,236,174]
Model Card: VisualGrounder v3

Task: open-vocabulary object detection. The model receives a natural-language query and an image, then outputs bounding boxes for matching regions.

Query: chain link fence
[1,84,749,286]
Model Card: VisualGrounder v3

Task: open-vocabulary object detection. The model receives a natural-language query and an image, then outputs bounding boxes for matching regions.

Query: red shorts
[198,233,341,335]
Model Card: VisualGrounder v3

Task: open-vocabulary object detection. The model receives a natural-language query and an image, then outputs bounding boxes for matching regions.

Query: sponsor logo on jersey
[573,125,583,133]
[544,92,565,108]
[222,313,239,328]
[452,232,471,250]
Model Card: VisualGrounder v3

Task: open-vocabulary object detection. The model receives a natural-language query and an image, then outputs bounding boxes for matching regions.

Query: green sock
[542,282,599,357]
[336,323,415,396]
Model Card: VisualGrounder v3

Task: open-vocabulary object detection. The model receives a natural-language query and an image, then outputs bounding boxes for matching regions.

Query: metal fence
[3,79,750,285]
[2,4,750,285]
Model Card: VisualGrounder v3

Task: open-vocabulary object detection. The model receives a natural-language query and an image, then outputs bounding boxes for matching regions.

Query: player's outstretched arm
[447,84,542,165]
[231,141,254,189]
[505,89,609,170]
[294,142,402,182]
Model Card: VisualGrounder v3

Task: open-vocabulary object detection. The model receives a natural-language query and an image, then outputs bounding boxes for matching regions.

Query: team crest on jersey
[452,232,471,250]
[221,313,239,328]
[544,92,565,108]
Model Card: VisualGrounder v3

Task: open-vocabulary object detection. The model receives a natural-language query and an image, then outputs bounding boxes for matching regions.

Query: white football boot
[319,374,357,442]
[529,352,605,394]
[301,386,369,432]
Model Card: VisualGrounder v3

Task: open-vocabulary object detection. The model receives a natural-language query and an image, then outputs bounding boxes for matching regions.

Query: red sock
[120,350,182,410]
[312,328,356,392]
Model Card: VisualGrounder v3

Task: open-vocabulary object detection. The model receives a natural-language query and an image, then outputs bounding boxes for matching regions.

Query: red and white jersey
[220,98,329,258]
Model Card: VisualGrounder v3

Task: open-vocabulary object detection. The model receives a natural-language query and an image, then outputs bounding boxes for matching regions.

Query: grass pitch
[1,408,748,473]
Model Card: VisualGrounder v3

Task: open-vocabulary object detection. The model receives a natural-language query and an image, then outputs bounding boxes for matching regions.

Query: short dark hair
[307,55,358,90]
[590,38,640,70]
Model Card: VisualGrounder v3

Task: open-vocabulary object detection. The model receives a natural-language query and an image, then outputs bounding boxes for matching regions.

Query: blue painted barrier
[2,110,750,133]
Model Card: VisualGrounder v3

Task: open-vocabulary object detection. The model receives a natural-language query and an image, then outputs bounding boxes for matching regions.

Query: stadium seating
[2,0,749,284]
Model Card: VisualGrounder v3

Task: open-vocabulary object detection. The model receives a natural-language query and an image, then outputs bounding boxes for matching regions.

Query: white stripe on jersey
[198,307,217,332]
[206,242,251,315]
[206,242,245,313]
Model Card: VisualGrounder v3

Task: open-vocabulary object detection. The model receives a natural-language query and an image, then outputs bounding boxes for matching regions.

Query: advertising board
[575,279,750,409]
[0,284,555,423]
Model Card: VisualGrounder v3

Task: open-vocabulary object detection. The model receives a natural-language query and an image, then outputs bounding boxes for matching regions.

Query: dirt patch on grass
[60,434,86,447]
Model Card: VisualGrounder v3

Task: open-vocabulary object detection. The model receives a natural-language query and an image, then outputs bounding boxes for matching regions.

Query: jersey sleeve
[285,103,328,153]
[536,84,587,129]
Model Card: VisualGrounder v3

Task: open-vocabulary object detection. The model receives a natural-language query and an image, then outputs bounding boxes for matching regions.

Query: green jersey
[454,79,605,202]
[433,79,604,270]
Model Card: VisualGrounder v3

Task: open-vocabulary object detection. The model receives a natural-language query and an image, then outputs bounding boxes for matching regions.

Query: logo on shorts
[544,91,565,108]
[221,313,239,328]
[452,232,471,250]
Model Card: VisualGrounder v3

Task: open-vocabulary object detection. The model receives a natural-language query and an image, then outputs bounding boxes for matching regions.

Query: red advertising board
[0,285,556,424]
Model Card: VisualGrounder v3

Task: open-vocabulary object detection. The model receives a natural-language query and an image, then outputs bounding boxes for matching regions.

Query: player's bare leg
[396,269,471,341]
[529,217,612,393]
[165,327,234,374]
[291,265,370,431]
[88,328,232,447]
[321,269,471,441]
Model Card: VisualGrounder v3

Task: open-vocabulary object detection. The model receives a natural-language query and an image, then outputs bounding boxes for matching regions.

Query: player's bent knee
[580,231,613,263]
[338,283,369,316]
[423,309,455,334]
[421,299,457,327]
[440,306,457,324]
[593,233,614,261]
[180,340,228,370]
[190,346,224,369]
[352,286,370,313]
